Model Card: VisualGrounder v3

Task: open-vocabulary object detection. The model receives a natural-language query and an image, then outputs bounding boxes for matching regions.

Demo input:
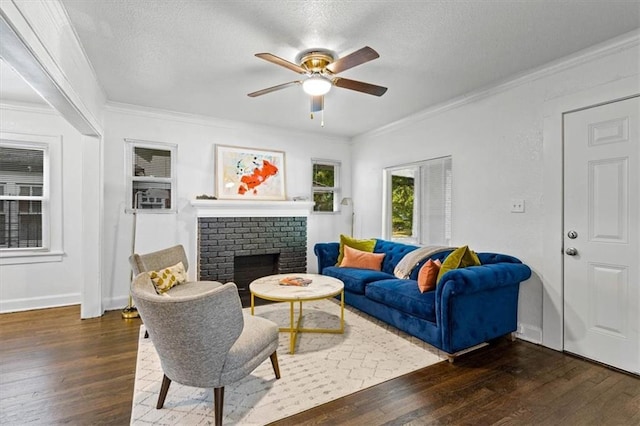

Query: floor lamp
[122,191,142,319]
[341,197,354,237]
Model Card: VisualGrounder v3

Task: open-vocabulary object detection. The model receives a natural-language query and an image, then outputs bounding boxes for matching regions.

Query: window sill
[0,250,64,265]
[124,208,177,214]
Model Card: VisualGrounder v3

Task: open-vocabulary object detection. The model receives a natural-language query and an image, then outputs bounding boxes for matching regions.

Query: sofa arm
[435,263,532,354]
[437,263,532,298]
[314,242,340,272]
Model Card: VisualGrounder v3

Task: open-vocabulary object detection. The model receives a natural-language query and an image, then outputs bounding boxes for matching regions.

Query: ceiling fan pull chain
[321,109,324,127]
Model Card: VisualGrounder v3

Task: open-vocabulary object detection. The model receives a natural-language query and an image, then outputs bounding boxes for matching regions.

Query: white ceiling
[2,1,639,137]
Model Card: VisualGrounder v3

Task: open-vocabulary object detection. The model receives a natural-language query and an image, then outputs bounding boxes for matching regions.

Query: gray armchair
[131,272,281,425]
[129,244,218,296]
[129,244,221,339]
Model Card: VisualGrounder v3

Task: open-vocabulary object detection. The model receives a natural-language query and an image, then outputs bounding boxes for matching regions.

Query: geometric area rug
[130,299,445,425]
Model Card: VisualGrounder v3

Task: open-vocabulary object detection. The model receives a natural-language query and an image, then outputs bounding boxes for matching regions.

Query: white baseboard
[516,323,543,344]
[103,295,129,312]
[0,293,81,313]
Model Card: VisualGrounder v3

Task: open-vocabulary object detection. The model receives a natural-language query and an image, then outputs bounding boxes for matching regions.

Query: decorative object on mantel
[215,145,286,201]
[195,194,217,200]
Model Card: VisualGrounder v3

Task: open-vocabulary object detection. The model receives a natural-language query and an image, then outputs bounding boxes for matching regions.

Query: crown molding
[0,100,57,115]
[356,29,640,141]
[105,101,351,144]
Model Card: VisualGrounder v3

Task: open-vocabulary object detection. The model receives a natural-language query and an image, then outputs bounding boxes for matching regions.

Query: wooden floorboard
[1,305,638,425]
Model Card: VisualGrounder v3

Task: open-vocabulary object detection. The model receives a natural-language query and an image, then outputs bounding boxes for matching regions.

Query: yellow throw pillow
[149,261,187,294]
[339,245,385,271]
[436,246,481,285]
[418,259,441,293]
[336,234,377,266]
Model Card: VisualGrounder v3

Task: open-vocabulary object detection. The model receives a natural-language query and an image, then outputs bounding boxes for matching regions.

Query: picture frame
[215,145,286,200]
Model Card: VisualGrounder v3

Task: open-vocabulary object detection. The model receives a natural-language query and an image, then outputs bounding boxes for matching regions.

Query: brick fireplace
[192,200,314,303]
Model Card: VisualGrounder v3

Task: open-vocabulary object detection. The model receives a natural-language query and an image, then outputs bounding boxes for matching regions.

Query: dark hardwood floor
[1,305,638,425]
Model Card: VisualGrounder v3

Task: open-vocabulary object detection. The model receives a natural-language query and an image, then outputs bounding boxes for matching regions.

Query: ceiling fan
[248,46,387,123]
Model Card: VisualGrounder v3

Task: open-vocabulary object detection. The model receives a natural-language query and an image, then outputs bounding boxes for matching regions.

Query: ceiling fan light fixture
[302,75,332,96]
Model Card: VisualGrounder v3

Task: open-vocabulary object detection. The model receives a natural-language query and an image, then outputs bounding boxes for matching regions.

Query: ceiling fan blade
[333,77,388,97]
[311,95,324,113]
[247,81,301,97]
[255,53,307,74]
[326,46,379,74]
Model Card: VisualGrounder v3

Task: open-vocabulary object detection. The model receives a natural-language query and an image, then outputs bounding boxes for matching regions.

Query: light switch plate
[510,199,525,213]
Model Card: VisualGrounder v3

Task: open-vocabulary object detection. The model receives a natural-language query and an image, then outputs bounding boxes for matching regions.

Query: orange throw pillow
[417,259,441,293]
[339,245,385,271]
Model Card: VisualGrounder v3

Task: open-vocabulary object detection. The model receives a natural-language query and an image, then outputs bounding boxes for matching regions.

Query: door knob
[565,247,578,256]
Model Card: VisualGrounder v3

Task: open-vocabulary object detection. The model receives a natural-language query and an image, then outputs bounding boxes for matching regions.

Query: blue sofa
[314,239,532,360]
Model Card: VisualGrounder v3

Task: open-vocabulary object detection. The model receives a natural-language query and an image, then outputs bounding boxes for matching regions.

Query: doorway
[563,95,639,373]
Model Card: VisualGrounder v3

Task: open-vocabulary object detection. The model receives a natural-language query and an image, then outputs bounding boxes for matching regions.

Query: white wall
[350,38,639,344]
[0,104,86,312]
[101,105,352,310]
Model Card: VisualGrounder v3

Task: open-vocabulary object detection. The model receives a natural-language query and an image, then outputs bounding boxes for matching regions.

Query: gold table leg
[289,301,295,354]
[250,293,255,316]
[254,291,346,355]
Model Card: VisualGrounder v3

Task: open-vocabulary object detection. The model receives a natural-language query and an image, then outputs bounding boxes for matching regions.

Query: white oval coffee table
[250,273,344,354]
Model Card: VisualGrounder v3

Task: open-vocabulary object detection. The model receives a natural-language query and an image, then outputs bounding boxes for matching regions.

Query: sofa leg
[447,355,455,364]
[509,332,517,342]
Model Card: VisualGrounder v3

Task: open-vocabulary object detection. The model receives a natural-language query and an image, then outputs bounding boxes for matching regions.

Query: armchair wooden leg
[270,351,281,379]
[156,375,171,409]
[214,387,224,426]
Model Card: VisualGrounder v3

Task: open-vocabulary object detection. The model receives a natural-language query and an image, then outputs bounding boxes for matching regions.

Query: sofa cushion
[340,245,385,270]
[337,234,377,265]
[418,259,441,293]
[365,279,436,322]
[437,245,481,284]
[322,266,395,294]
[409,249,454,280]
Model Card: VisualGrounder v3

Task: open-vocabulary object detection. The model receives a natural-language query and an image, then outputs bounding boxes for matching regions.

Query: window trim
[382,156,452,245]
[125,138,177,214]
[311,158,342,214]
[383,165,421,244]
[0,132,63,264]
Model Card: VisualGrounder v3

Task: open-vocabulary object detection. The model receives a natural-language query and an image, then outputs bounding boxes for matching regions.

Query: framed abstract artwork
[215,145,286,200]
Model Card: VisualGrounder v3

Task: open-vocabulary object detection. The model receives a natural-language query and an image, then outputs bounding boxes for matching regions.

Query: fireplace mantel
[191,199,315,217]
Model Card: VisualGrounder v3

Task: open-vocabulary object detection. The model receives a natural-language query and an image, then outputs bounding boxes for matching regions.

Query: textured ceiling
[3,1,640,137]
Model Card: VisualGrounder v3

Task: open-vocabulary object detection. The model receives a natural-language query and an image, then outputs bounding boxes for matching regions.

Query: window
[390,168,417,239]
[0,144,46,249]
[383,156,452,245]
[126,139,177,212]
[311,159,341,213]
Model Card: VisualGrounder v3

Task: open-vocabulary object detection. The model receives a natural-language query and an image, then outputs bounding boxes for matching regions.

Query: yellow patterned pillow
[149,261,187,294]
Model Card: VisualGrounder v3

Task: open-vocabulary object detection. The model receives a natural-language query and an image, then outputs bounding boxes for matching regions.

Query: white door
[563,96,639,374]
